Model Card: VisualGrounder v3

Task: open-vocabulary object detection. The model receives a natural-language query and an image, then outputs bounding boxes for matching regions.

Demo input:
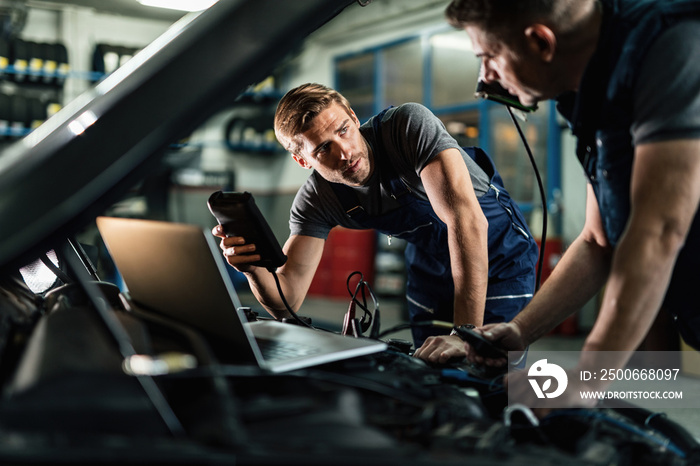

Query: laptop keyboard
[256,338,322,361]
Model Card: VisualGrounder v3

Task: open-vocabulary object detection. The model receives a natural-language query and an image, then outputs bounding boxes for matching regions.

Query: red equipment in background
[308,227,376,299]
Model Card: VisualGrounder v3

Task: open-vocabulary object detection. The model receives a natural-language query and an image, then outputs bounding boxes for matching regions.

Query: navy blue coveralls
[557,0,700,349]
[330,109,538,347]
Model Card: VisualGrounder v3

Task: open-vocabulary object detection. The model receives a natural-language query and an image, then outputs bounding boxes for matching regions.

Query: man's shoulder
[379,103,437,134]
[362,103,433,134]
[384,102,432,119]
[290,173,337,231]
[295,171,327,200]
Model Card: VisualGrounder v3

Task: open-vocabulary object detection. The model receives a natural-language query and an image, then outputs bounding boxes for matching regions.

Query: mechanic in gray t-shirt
[214,83,538,363]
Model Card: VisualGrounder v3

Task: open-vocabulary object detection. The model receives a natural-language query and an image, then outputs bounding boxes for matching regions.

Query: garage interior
[0,0,698,462]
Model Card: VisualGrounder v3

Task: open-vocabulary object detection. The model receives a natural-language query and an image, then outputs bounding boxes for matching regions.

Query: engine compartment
[0,276,696,465]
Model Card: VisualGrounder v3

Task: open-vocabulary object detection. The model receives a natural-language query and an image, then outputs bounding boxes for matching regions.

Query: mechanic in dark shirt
[445,0,700,410]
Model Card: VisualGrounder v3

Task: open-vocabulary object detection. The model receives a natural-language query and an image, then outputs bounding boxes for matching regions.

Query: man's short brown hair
[445,0,586,39]
[274,83,353,155]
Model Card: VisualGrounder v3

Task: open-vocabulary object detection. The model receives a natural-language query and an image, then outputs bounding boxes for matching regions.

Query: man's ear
[348,108,360,126]
[292,153,312,169]
[524,24,556,62]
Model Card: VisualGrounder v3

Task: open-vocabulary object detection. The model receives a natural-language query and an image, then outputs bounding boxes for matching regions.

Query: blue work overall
[329,109,538,347]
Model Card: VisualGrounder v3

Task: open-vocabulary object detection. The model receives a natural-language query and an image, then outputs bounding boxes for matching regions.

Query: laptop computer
[95,216,386,373]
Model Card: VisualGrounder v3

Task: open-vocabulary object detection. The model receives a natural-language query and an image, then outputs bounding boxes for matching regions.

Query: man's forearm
[450,217,489,326]
[583,224,683,353]
[513,234,611,345]
[419,148,490,327]
[243,269,296,320]
[240,234,323,321]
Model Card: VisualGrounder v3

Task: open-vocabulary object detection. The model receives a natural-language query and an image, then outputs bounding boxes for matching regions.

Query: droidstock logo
[528,359,568,399]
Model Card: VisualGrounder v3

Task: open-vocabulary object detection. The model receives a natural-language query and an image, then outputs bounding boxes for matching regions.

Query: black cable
[378,322,413,339]
[378,320,453,339]
[270,269,315,328]
[40,252,72,285]
[347,272,371,330]
[269,268,382,336]
[346,271,381,339]
[506,106,547,291]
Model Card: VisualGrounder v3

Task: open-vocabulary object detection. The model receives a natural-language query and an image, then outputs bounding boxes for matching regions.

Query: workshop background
[0,0,697,436]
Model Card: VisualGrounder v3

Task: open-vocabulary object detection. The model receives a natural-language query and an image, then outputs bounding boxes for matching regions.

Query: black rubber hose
[609,402,700,459]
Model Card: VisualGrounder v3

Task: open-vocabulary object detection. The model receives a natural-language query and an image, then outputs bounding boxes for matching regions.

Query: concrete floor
[238,291,700,442]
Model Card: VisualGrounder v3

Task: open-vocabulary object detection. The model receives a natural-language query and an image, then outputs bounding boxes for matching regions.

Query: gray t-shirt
[632,20,700,144]
[290,103,490,239]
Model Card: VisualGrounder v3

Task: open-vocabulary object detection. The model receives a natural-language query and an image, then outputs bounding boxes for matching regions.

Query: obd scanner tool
[207,191,312,327]
[207,191,288,272]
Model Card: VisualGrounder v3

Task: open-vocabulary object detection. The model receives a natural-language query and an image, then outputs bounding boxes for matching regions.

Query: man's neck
[560,0,604,92]
[363,137,376,185]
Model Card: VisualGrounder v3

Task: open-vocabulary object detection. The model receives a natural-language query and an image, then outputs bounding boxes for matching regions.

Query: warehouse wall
[12,1,592,320]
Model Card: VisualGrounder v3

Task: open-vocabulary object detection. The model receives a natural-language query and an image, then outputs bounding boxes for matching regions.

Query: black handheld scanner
[475,80,538,113]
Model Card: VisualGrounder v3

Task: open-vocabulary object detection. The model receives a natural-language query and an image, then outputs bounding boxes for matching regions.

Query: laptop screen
[96,216,246,341]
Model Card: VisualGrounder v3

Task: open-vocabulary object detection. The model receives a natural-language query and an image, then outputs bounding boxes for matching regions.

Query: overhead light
[429,33,473,52]
[137,0,219,12]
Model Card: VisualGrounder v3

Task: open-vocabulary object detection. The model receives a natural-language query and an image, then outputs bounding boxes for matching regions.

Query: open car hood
[0,2,698,464]
[0,0,353,274]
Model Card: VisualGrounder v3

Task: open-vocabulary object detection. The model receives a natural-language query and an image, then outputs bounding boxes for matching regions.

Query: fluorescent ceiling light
[138,0,219,12]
